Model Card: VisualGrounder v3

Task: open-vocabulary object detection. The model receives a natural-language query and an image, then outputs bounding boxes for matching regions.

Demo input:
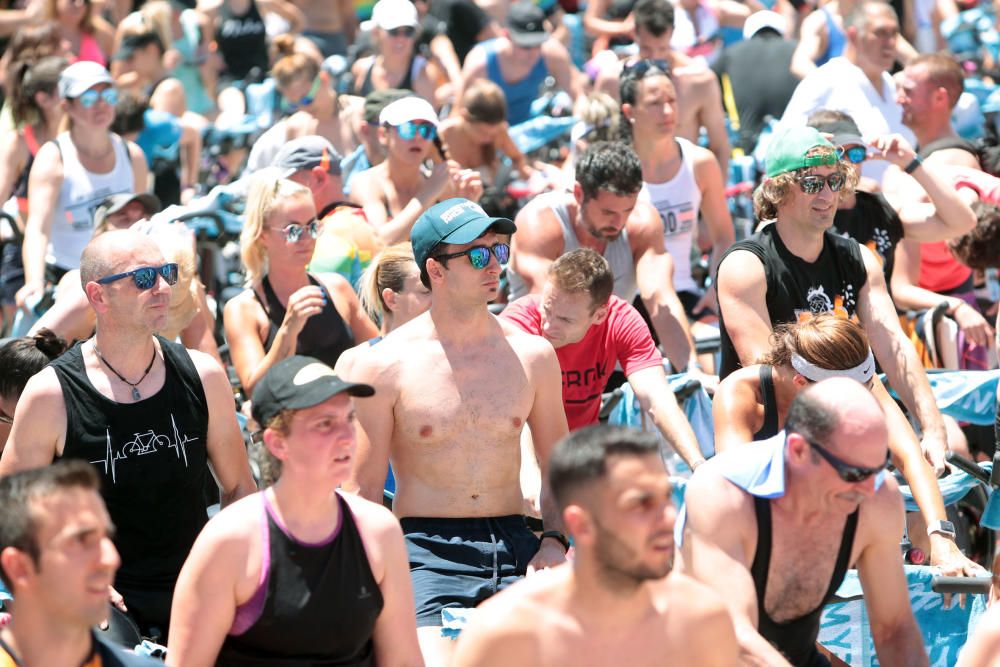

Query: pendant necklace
[94,343,157,401]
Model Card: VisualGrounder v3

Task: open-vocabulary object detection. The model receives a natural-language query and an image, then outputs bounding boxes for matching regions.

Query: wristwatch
[541,530,571,552]
[927,519,956,539]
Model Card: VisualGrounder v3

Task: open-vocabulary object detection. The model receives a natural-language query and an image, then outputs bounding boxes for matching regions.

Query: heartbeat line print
[90,415,200,485]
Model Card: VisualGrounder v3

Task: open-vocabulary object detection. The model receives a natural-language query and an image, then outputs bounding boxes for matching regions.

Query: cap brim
[440,217,517,246]
[509,31,548,48]
[284,378,376,412]
[107,193,162,215]
[833,133,865,148]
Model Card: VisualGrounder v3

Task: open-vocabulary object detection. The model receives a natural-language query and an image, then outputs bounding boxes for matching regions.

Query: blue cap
[411,198,516,273]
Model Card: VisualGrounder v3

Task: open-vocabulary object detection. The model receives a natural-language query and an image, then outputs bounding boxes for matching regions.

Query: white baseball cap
[743,10,786,40]
[58,61,114,99]
[379,96,439,127]
[372,0,419,31]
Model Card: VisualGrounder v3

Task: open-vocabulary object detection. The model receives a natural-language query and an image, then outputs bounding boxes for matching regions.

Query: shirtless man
[452,425,737,667]
[680,378,927,666]
[290,0,356,57]
[594,0,730,176]
[346,198,569,666]
[506,141,700,374]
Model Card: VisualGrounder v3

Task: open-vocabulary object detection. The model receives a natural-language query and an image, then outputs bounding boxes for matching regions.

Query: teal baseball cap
[411,198,516,272]
[765,126,838,178]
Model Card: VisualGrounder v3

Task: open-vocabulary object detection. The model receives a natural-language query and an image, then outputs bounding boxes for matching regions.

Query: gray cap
[271,136,343,177]
[58,61,113,99]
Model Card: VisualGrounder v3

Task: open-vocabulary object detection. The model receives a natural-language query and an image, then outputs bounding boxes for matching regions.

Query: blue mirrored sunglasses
[78,87,118,109]
[281,74,322,113]
[837,145,867,165]
[397,121,436,141]
[432,242,510,270]
[96,263,179,290]
[270,219,321,243]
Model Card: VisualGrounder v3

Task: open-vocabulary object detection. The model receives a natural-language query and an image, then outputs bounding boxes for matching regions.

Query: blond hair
[752,145,857,221]
[241,171,313,286]
[358,242,417,324]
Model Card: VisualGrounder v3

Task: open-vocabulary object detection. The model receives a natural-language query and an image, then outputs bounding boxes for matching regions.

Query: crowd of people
[0,0,1000,664]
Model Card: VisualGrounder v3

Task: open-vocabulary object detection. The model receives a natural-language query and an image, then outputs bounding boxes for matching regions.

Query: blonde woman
[334,242,430,379]
[223,172,378,393]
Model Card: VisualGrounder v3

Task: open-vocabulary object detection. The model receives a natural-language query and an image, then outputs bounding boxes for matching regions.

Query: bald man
[0,230,255,642]
[679,378,926,666]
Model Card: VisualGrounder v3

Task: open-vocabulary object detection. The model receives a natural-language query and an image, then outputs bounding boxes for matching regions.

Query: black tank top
[754,365,779,441]
[216,0,268,80]
[751,496,858,666]
[918,137,978,160]
[51,337,209,590]
[217,492,384,666]
[832,191,904,285]
[253,274,355,368]
[718,226,867,378]
[357,54,419,97]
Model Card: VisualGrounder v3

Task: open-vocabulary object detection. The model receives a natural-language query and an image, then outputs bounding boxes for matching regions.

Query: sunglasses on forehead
[622,58,671,80]
[432,243,510,270]
[796,172,846,195]
[800,434,891,483]
[96,263,179,290]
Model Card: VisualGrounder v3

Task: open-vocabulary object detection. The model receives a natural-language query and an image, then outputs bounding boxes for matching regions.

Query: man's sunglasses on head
[96,263,179,290]
[433,243,510,270]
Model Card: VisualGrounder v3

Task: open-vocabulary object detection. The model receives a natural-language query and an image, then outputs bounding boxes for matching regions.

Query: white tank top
[50,132,134,270]
[507,191,637,301]
[639,137,700,295]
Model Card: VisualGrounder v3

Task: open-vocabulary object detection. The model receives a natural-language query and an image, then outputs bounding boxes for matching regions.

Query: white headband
[790,348,875,384]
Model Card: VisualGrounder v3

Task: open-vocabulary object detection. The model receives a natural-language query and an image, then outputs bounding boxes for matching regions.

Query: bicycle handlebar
[945,452,991,484]
[930,575,992,595]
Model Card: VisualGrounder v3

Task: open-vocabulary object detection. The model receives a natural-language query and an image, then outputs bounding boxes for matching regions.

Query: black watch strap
[541,530,570,552]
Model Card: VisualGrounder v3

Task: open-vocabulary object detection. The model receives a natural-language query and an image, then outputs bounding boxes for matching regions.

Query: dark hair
[806,108,861,136]
[463,79,507,125]
[0,329,68,400]
[0,460,100,591]
[549,425,661,509]
[548,248,615,311]
[575,141,643,200]
[785,384,839,446]
[110,91,149,136]
[10,55,66,126]
[619,59,671,108]
[948,201,1000,270]
[633,0,674,35]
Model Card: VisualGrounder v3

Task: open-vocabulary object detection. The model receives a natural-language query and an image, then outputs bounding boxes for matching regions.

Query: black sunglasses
[432,242,510,270]
[387,26,416,38]
[801,435,890,483]
[96,263,179,290]
[622,58,671,80]
[796,172,846,195]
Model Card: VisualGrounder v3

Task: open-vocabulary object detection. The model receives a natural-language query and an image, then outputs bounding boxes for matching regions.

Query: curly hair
[752,145,857,221]
[948,201,1000,270]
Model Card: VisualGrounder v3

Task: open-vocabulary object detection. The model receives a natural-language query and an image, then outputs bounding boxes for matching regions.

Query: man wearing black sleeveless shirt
[716,126,950,475]
[1,230,256,641]
[680,379,926,666]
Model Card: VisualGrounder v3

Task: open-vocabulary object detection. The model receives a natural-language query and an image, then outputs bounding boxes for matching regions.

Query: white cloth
[778,57,915,183]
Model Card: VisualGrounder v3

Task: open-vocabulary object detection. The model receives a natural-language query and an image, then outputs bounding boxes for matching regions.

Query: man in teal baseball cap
[763,126,839,179]
[411,198,517,288]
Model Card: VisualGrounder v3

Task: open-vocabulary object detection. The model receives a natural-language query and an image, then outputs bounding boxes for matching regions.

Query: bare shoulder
[688,142,721,168]
[499,317,556,357]
[626,199,662,235]
[856,472,903,545]
[459,568,565,648]
[184,343,228,382]
[20,365,64,403]
[314,271,354,297]
[194,491,263,550]
[718,247,765,279]
[513,196,565,245]
[662,572,732,619]
[684,459,753,526]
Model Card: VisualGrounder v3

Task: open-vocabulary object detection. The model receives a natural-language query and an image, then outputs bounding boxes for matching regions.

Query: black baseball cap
[272,136,343,177]
[507,2,548,48]
[364,88,414,125]
[251,356,374,426]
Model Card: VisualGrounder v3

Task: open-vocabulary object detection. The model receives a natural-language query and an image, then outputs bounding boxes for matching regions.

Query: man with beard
[452,425,736,666]
[679,379,926,666]
[507,141,700,374]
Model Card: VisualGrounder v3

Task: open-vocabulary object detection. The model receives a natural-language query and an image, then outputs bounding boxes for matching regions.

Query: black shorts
[401,515,540,627]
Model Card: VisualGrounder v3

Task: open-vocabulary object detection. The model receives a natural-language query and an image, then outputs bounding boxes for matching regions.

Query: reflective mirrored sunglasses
[804,435,891,483]
[271,219,321,243]
[96,263,179,290]
[396,121,436,141]
[837,145,867,165]
[387,26,416,38]
[432,242,510,270]
[78,87,119,109]
[281,74,322,113]
[796,172,846,195]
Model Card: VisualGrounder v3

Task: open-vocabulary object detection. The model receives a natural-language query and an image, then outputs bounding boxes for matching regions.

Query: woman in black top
[167,355,422,665]
[223,174,378,394]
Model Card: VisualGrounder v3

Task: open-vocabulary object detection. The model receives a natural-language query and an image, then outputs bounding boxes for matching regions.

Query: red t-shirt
[502,295,663,430]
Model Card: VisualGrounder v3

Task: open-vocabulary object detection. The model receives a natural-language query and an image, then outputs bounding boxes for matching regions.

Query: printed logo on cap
[440,201,487,224]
